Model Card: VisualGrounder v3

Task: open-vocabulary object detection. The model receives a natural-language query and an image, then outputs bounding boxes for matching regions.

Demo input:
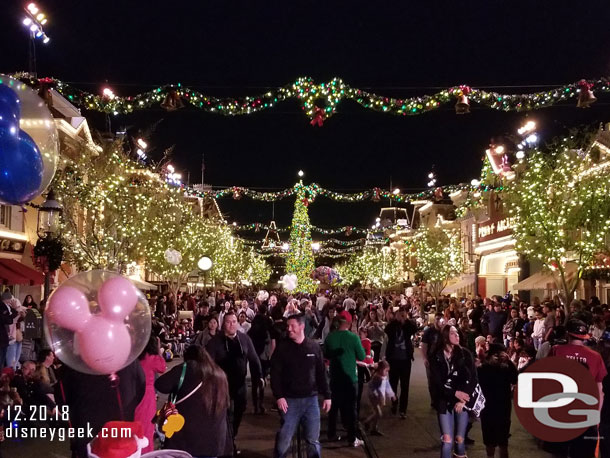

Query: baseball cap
[566,319,590,340]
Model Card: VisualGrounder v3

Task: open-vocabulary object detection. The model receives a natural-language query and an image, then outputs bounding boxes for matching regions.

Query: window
[0,206,10,228]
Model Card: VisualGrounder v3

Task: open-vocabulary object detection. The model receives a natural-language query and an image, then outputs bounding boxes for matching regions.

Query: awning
[512,263,578,291]
[0,259,44,286]
[443,274,475,294]
[129,277,158,291]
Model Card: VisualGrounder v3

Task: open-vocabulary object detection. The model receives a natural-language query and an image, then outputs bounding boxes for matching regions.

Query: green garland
[33,237,63,271]
[235,223,369,235]
[188,181,500,203]
[16,73,608,124]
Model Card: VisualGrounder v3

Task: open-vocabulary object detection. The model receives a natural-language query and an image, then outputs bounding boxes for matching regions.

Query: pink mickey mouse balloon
[98,276,139,322]
[45,286,91,331]
[78,318,132,374]
[44,270,152,375]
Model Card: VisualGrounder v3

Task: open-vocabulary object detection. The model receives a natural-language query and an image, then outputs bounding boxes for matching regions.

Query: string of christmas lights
[234,223,369,235]
[17,74,607,124]
[187,181,497,204]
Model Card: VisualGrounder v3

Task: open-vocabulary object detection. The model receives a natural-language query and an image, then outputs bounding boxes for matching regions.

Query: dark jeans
[357,366,370,417]
[601,423,609,458]
[388,358,412,414]
[328,381,358,443]
[371,341,382,363]
[274,396,321,458]
[230,385,248,438]
[252,360,270,411]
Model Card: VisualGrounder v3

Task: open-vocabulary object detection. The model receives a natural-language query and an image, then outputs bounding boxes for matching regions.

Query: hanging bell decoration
[161,89,184,111]
[433,187,444,201]
[455,95,470,114]
[372,188,381,202]
[576,80,596,108]
[454,85,471,114]
[37,77,55,107]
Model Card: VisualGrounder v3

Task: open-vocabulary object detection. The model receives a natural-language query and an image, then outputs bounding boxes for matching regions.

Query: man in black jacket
[206,311,263,446]
[271,314,331,458]
[0,291,19,368]
[385,308,417,418]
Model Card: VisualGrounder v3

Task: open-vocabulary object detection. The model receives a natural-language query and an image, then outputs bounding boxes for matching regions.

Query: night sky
[2,0,610,234]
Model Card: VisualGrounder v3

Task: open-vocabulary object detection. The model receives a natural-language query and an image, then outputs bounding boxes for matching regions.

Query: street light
[102,87,116,100]
[198,256,213,297]
[22,3,51,75]
[298,170,304,178]
[36,189,63,305]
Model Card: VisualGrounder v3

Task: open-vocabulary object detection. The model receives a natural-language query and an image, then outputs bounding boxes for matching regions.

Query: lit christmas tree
[286,185,317,293]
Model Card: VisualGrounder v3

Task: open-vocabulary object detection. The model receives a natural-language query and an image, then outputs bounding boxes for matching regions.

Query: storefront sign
[0,238,25,255]
[478,217,515,242]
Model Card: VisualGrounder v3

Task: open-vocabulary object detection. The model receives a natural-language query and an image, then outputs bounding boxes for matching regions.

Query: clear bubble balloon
[0,75,59,204]
[44,270,152,375]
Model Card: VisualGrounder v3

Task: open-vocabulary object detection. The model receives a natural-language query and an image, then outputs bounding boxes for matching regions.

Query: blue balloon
[0,85,43,205]
[0,84,21,127]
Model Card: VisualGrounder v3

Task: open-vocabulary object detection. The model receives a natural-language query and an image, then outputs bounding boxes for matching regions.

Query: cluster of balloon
[281,274,298,291]
[164,248,182,266]
[0,75,59,205]
[256,290,269,302]
[45,270,152,377]
[311,266,341,285]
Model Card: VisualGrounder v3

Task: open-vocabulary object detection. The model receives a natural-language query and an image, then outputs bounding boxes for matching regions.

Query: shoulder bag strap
[169,362,187,404]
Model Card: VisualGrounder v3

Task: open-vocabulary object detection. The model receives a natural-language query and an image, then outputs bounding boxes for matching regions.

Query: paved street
[364,352,547,458]
[4,352,549,458]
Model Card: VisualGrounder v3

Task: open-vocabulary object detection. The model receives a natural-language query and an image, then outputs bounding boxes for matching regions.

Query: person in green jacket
[324,315,366,447]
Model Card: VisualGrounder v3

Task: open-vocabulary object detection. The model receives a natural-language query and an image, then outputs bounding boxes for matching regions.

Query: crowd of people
[0,286,609,458]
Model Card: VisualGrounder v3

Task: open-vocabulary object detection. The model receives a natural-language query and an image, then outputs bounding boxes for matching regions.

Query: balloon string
[110,374,125,420]
[115,388,124,420]
[47,322,73,428]
[58,380,72,429]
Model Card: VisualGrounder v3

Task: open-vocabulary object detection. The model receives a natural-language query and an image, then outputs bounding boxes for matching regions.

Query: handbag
[463,383,486,417]
[154,363,187,443]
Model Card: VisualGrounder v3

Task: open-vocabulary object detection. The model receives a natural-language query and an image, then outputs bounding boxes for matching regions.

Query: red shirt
[551,343,608,383]
[360,338,374,365]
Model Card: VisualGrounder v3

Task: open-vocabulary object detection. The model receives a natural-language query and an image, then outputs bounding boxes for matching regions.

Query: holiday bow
[310,107,325,127]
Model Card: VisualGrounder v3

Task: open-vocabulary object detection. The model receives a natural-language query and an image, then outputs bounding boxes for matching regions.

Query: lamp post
[36,189,63,306]
[197,256,213,298]
[22,3,51,76]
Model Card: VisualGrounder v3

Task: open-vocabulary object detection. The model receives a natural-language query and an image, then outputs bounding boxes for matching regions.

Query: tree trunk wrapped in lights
[286,186,317,293]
